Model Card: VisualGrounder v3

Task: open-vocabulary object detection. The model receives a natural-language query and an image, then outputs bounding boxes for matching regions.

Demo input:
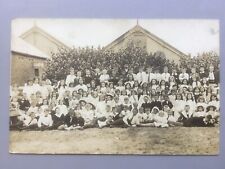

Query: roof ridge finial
[136,18,139,25]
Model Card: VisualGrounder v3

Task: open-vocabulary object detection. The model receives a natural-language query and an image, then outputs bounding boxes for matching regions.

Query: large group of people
[10,48,220,130]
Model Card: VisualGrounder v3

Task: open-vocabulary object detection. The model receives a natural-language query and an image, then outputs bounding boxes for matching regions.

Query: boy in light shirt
[38,108,53,129]
[153,109,169,128]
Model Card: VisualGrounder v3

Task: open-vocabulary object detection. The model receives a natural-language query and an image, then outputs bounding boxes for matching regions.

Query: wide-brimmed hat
[206,105,217,112]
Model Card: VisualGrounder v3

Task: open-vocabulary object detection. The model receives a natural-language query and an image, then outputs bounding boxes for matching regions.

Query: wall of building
[106,31,182,64]
[11,52,46,85]
[145,38,181,64]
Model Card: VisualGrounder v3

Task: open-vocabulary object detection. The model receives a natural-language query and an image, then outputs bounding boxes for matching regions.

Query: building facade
[104,24,186,64]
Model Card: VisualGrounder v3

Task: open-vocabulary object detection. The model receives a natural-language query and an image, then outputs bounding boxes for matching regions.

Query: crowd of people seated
[10,50,220,130]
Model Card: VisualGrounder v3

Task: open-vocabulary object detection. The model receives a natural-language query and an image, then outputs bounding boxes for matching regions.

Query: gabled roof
[11,36,50,59]
[20,25,70,49]
[104,24,187,57]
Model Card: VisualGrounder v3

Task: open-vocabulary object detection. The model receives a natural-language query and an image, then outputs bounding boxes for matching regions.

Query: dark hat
[86,102,96,109]
[79,99,86,104]
[106,93,114,98]
[197,105,204,110]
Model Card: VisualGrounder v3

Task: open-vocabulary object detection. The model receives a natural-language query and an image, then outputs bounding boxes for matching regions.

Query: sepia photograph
[9,19,220,155]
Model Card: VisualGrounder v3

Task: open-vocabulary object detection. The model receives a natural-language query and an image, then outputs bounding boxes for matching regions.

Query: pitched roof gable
[104,24,187,57]
[20,25,70,49]
[11,36,50,59]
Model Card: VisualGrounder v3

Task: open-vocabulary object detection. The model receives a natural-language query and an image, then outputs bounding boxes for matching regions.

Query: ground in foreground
[9,127,219,155]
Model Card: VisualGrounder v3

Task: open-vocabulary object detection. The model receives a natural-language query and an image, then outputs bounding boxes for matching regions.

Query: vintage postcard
[9,19,220,154]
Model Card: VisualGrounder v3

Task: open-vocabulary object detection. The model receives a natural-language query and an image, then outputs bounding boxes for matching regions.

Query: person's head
[106,94,113,101]
[121,90,127,96]
[182,79,188,85]
[207,105,216,112]
[188,86,193,92]
[131,90,137,95]
[139,107,144,114]
[82,91,88,97]
[109,82,114,88]
[34,77,39,84]
[74,110,81,118]
[132,108,138,116]
[139,67,144,73]
[199,87,205,94]
[114,89,120,96]
[175,94,183,100]
[169,76,175,82]
[125,82,131,89]
[55,107,61,114]
[164,95,170,101]
[102,69,108,75]
[163,105,170,112]
[124,97,129,104]
[85,103,93,110]
[101,82,106,88]
[151,79,157,85]
[210,94,218,101]
[172,85,178,91]
[145,107,151,114]
[133,80,139,87]
[78,78,84,85]
[197,105,204,112]
[158,110,165,117]
[123,105,129,111]
[156,86,161,93]
[95,68,100,74]
[191,67,196,74]
[181,67,186,73]
[133,102,138,108]
[106,105,111,112]
[31,101,37,107]
[59,79,65,86]
[43,99,48,105]
[184,105,190,112]
[99,94,105,101]
[194,87,200,94]
[114,96,119,103]
[29,111,36,118]
[118,80,123,86]
[65,90,71,97]
[77,71,82,77]
[146,67,152,73]
[36,91,42,98]
[69,82,74,88]
[160,80,166,86]
[163,66,168,73]
[142,82,148,88]
[200,66,205,72]
[91,91,98,98]
[197,96,205,103]
[209,65,214,72]
[128,74,133,81]
[69,67,75,75]
[79,100,86,107]
[151,107,159,114]
[186,93,193,101]
[28,79,33,86]
[85,69,91,76]
[68,109,76,117]
[143,96,149,103]
[202,77,208,84]
[44,108,50,116]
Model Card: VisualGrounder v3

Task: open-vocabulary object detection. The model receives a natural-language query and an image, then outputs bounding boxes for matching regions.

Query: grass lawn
[9,127,219,155]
